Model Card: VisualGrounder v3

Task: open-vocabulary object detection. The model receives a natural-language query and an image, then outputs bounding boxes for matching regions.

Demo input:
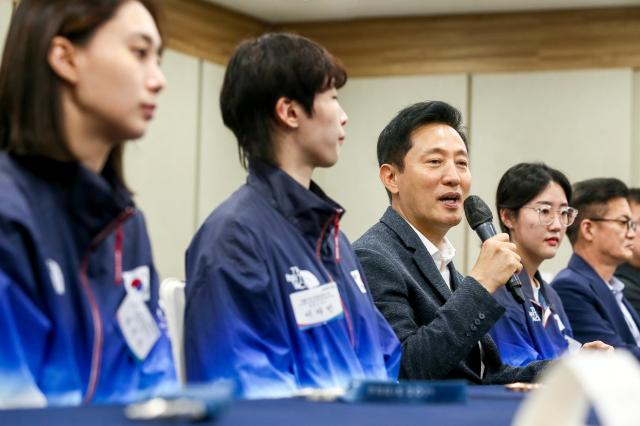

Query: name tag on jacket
[290,282,344,330]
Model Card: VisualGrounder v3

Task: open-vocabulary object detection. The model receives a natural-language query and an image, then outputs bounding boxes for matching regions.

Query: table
[0,386,574,426]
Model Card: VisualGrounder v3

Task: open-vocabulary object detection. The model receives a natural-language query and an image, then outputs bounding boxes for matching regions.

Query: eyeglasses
[522,205,578,227]
[587,217,637,232]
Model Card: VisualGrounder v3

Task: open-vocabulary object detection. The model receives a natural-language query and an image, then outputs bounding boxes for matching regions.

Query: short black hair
[377,101,467,170]
[496,163,572,234]
[220,32,347,169]
[628,188,640,205]
[376,101,467,201]
[566,177,629,244]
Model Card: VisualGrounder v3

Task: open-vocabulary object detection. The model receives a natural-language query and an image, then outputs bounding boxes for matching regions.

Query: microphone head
[464,195,494,230]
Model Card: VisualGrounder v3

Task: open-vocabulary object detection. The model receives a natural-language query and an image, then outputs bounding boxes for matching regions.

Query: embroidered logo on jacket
[123,265,151,301]
[528,306,541,322]
[285,266,320,290]
[350,270,367,294]
[46,259,65,295]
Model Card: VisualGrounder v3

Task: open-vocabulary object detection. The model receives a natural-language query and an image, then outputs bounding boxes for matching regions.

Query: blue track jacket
[490,269,572,366]
[185,161,401,399]
[0,154,176,407]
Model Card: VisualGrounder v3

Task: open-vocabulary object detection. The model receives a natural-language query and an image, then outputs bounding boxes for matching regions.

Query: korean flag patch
[123,265,151,301]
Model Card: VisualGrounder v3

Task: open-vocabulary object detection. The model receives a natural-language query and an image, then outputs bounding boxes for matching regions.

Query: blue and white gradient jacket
[0,153,176,407]
[185,161,401,399]
[490,268,572,366]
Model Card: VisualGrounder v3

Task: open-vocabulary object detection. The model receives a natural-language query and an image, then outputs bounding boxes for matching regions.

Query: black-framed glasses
[587,217,637,232]
[522,205,578,227]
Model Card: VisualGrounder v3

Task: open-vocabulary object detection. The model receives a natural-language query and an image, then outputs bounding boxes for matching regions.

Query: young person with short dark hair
[184,33,401,399]
[0,0,175,407]
[553,178,640,359]
[490,163,611,366]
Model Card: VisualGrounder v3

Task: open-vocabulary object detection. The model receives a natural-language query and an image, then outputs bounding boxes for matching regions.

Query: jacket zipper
[314,208,355,347]
[80,207,135,404]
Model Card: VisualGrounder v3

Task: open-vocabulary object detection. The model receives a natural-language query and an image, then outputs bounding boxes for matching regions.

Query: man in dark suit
[552,178,640,359]
[354,101,545,383]
[615,188,640,315]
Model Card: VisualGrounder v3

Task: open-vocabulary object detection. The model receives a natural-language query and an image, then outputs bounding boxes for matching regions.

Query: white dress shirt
[406,222,456,289]
[607,277,640,347]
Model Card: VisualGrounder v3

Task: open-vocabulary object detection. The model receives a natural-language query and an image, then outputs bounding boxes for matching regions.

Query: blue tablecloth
[0,386,535,426]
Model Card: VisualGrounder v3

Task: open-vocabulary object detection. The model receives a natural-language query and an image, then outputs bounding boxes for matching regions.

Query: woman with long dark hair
[0,0,175,407]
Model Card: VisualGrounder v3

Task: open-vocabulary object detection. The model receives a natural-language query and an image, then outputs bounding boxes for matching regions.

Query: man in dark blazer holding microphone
[354,101,546,383]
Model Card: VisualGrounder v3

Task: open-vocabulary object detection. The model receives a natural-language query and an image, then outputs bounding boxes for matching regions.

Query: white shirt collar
[606,276,626,294]
[405,220,456,269]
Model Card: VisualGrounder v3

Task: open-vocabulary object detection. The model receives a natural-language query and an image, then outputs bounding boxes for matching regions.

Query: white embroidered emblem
[528,306,541,322]
[285,266,320,290]
[46,259,65,295]
[350,270,367,294]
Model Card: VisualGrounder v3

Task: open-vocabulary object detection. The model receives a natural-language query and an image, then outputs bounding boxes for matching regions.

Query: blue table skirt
[0,386,531,426]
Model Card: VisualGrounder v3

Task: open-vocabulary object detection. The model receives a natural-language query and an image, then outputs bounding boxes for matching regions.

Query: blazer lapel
[413,247,453,301]
[571,254,637,342]
[380,207,452,301]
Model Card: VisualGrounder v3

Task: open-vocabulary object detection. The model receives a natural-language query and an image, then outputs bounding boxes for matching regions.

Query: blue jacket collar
[247,160,345,241]
[11,154,133,243]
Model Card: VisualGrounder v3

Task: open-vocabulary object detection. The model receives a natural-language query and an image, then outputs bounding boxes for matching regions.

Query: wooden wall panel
[279,7,640,76]
[163,0,267,66]
[163,0,640,76]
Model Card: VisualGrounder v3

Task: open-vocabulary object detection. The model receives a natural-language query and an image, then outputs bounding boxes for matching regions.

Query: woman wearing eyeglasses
[490,163,611,366]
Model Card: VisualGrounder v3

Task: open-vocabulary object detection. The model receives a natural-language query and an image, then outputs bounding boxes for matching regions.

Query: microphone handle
[506,274,525,305]
[474,222,525,305]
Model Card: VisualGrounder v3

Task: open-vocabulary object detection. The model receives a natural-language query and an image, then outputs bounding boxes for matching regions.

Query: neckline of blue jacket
[10,153,134,243]
[247,160,346,259]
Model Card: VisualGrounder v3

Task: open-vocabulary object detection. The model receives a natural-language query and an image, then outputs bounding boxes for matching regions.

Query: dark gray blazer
[354,207,546,383]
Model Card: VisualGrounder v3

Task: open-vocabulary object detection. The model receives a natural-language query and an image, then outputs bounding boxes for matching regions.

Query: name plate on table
[342,380,467,404]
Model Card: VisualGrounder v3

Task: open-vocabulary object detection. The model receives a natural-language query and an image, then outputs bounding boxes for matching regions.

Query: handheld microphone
[463,195,525,304]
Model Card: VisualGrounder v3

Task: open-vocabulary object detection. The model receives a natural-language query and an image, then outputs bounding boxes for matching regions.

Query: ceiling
[205,0,640,23]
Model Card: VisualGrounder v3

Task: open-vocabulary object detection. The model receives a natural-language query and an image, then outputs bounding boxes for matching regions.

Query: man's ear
[380,163,399,197]
[499,208,516,230]
[274,96,300,130]
[48,36,79,84]
[580,219,595,242]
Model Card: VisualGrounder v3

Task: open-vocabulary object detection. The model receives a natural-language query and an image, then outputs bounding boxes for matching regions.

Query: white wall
[125,49,201,280]
[469,69,633,276]
[196,61,246,227]
[126,56,246,280]
[0,0,11,58]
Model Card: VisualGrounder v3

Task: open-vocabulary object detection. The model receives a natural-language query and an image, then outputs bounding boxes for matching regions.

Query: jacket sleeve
[355,246,505,380]
[184,220,297,399]
[554,277,640,359]
[0,217,48,408]
[489,291,542,367]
